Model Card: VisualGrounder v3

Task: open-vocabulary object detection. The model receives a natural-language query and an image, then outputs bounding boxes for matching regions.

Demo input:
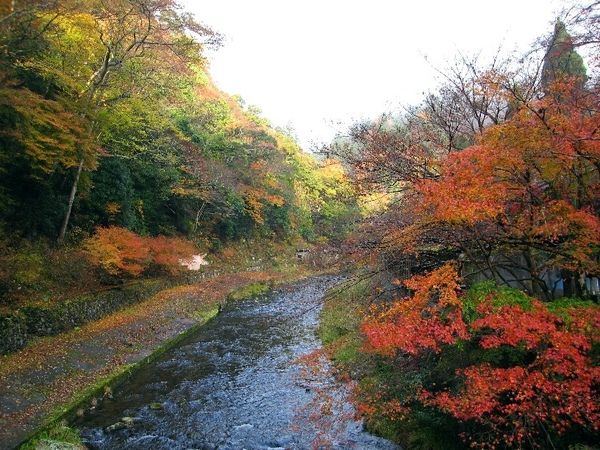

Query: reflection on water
[75,276,399,450]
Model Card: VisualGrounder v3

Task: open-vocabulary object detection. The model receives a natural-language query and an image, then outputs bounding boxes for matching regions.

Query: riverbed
[74,275,398,449]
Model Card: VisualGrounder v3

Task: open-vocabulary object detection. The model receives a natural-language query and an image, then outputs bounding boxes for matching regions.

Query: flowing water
[75,275,399,450]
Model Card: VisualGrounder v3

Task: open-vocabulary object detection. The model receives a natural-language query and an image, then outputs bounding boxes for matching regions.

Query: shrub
[360,265,600,449]
[83,226,149,277]
[83,227,198,279]
[146,235,197,276]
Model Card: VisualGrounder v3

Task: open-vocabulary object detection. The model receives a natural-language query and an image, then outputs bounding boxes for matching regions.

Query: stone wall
[0,268,230,355]
[0,278,176,355]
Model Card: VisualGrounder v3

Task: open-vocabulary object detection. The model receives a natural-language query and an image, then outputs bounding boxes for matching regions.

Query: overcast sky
[181,0,563,149]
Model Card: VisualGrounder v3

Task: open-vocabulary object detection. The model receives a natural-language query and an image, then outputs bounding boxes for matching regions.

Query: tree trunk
[193,200,207,232]
[523,248,550,301]
[57,158,84,245]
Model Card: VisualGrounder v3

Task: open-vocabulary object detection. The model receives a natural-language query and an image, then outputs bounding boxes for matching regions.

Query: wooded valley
[1,1,600,449]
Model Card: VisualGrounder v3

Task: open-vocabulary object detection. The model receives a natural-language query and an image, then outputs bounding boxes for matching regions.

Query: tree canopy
[328,7,600,449]
[0,0,357,248]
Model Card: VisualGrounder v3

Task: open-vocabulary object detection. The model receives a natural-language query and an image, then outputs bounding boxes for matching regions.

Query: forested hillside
[0,0,358,305]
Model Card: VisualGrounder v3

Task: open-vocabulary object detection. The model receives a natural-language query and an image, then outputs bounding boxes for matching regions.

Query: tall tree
[541,19,587,90]
[422,53,516,150]
[38,0,221,243]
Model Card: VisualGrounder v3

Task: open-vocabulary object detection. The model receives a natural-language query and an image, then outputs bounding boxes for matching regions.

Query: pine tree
[541,19,587,90]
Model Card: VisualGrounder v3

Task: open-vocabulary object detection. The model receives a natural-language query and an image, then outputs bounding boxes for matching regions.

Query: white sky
[181,0,563,149]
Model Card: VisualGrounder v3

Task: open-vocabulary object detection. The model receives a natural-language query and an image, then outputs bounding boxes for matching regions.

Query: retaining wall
[0,269,224,355]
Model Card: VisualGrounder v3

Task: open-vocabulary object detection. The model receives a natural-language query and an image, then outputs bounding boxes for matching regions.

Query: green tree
[541,19,587,90]
[34,0,220,243]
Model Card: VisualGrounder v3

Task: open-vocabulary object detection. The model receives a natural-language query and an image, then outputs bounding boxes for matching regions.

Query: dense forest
[2,1,600,449]
[0,0,359,304]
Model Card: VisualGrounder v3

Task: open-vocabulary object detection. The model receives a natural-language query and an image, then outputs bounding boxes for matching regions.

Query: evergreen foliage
[541,19,587,89]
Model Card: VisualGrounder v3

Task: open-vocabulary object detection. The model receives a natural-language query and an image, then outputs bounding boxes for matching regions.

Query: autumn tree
[0,0,224,241]
[421,52,521,151]
[411,18,598,298]
[83,226,197,278]
[340,14,600,449]
[328,112,458,280]
[0,1,91,233]
[331,113,446,195]
[360,264,600,449]
[83,225,149,277]
[55,0,221,243]
[330,49,546,282]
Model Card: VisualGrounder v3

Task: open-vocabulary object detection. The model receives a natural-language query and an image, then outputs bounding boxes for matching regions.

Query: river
[74,275,399,450]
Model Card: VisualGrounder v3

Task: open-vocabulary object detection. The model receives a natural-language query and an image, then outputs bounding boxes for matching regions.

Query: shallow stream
[75,275,398,450]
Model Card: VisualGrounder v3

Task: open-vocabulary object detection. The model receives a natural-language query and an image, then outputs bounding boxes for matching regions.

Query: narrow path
[0,271,283,450]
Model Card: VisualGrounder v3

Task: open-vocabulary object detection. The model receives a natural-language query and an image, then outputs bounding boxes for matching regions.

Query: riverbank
[0,269,301,450]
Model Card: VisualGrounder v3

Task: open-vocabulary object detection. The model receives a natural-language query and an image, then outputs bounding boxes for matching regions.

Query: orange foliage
[146,235,197,275]
[84,226,149,277]
[84,227,197,277]
[243,188,266,225]
[362,263,469,356]
[416,145,507,226]
[362,262,600,447]
[404,78,600,290]
[423,299,600,447]
[243,186,286,226]
[0,86,96,178]
[344,47,600,450]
